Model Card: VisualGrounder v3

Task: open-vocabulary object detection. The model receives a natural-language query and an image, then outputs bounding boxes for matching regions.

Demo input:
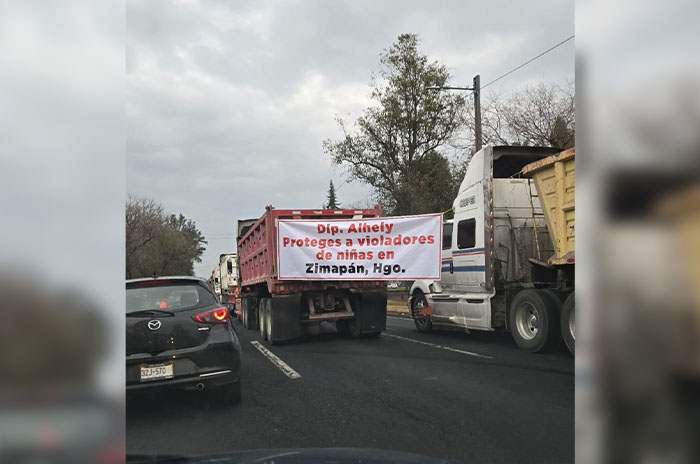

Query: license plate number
[140,363,174,382]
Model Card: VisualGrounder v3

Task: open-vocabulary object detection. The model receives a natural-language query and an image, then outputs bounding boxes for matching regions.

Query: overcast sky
[126,0,574,277]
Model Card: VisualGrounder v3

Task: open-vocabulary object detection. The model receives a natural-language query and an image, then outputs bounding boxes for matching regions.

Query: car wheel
[411,291,433,333]
[509,289,561,352]
[219,382,241,406]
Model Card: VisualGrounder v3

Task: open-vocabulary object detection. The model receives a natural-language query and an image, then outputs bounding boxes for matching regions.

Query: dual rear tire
[259,298,268,341]
[561,293,575,355]
[509,289,562,353]
[509,289,575,355]
[257,297,277,345]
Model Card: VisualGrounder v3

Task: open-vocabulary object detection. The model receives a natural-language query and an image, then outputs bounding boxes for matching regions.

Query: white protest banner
[277,214,442,280]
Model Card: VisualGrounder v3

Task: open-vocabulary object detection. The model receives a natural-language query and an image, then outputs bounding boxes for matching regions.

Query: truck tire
[241,298,248,328]
[347,293,363,338]
[561,292,575,355]
[335,319,350,337]
[411,291,432,333]
[266,298,278,345]
[509,289,561,352]
[259,297,269,341]
[543,288,567,306]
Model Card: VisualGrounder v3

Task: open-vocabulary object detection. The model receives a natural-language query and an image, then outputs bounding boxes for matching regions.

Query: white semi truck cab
[409,145,575,353]
[219,252,239,308]
[210,266,221,299]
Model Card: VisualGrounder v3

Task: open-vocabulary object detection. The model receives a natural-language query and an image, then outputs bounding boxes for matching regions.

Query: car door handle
[450,262,454,273]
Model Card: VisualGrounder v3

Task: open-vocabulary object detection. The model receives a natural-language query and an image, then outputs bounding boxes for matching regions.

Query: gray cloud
[126,0,574,276]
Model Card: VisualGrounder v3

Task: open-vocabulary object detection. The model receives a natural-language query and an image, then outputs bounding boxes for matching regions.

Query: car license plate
[140,362,174,382]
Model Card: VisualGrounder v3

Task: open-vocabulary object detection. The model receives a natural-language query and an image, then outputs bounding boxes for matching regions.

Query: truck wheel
[347,293,363,338]
[259,298,268,341]
[543,289,567,305]
[266,298,278,345]
[335,319,350,337]
[561,293,575,355]
[241,298,248,328]
[509,289,561,352]
[411,291,432,333]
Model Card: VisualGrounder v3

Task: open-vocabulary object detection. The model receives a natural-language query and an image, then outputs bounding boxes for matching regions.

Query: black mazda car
[126,277,241,403]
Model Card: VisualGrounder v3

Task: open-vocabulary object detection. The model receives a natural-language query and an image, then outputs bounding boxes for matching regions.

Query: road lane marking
[250,341,302,379]
[387,315,412,321]
[383,333,493,359]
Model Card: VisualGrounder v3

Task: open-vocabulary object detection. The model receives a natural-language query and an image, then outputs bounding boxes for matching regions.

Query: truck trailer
[409,145,575,354]
[237,207,388,344]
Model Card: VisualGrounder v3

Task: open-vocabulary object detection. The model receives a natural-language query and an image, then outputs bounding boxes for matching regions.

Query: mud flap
[270,294,301,342]
[243,297,258,330]
[350,291,387,334]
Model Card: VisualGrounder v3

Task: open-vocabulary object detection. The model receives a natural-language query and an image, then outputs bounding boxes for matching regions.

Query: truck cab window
[457,219,476,249]
[442,223,453,250]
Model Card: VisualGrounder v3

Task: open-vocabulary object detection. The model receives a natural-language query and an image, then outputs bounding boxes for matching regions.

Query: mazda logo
[148,320,162,331]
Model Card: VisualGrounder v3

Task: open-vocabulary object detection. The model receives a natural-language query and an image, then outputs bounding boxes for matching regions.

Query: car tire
[509,289,561,352]
[561,292,575,355]
[219,382,241,406]
[259,298,268,341]
[411,291,433,333]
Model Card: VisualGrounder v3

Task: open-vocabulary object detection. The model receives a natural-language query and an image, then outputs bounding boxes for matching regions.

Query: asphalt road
[127,315,574,463]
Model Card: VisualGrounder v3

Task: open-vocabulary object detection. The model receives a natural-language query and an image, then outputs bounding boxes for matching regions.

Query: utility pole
[473,74,482,151]
[427,73,483,153]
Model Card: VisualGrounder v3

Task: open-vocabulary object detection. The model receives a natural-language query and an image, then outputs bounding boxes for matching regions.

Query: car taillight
[192,307,229,324]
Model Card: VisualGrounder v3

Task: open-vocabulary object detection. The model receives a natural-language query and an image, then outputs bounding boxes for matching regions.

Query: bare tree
[125,195,164,279]
[458,80,575,153]
[125,195,207,279]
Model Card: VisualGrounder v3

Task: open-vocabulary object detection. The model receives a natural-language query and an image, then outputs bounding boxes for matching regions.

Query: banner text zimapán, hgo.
[277,214,442,280]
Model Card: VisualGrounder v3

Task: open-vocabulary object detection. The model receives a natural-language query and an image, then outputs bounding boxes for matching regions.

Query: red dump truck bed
[237,206,385,295]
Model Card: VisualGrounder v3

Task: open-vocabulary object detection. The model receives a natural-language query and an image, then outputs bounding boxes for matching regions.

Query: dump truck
[409,145,575,354]
[237,207,388,344]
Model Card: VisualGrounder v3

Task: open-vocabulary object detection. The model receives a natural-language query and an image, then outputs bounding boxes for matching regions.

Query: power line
[481,34,575,91]
[334,176,350,192]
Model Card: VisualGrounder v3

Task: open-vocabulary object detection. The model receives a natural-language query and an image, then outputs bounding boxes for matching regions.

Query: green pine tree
[326,180,339,209]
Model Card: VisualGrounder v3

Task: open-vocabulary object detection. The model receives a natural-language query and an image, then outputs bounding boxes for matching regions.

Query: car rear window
[125,283,216,313]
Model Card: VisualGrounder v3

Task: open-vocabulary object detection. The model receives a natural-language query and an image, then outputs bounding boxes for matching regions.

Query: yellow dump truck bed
[521,148,575,265]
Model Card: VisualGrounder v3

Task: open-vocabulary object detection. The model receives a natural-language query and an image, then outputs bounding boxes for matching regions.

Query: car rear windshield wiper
[126,309,175,317]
